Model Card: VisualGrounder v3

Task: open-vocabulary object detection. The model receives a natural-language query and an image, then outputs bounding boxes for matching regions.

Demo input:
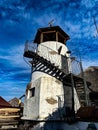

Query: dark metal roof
[0,96,12,108]
[8,97,24,107]
[34,26,70,44]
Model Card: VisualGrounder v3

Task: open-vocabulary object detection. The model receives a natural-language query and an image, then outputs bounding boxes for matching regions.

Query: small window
[43,32,56,42]
[30,87,35,97]
[58,33,65,44]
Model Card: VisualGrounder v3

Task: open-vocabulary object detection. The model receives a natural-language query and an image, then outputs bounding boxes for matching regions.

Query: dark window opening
[30,87,35,97]
[43,32,56,42]
[58,33,65,44]
[58,46,62,54]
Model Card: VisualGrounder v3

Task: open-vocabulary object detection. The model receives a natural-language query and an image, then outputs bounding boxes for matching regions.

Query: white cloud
[0,44,31,69]
[0,80,27,101]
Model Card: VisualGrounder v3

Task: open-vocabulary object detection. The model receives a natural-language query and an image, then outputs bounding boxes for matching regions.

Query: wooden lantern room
[34,26,70,44]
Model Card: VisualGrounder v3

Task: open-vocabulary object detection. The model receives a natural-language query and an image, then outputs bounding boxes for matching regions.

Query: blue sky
[0,0,98,101]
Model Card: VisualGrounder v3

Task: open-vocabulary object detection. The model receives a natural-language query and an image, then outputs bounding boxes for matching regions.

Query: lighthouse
[21,25,92,130]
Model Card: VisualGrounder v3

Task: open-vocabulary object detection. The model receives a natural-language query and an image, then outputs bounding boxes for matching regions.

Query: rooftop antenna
[93,16,98,38]
[48,19,54,27]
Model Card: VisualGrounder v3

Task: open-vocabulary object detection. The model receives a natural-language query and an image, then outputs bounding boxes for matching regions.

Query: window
[58,33,65,44]
[43,32,56,42]
[30,87,35,97]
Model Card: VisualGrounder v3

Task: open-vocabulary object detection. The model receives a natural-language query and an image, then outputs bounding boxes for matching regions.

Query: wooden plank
[0,127,17,130]
[0,114,19,116]
[0,115,20,119]
[0,122,18,126]
[56,32,58,41]
[40,33,43,43]
[0,108,20,112]
[43,30,56,34]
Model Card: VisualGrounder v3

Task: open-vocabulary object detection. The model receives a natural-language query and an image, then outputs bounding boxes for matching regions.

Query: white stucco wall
[22,78,40,120]
[38,41,69,56]
[39,76,64,119]
[37,41,69,71]
[22,75,64,120]
[22,41,80,120]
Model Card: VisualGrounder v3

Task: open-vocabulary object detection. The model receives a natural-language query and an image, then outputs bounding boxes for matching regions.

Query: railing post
[70,73,75,117]
[67,57,72,73]
[80,61,89,106]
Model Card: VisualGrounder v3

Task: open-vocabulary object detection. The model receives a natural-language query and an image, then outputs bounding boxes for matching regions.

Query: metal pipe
[80,61,89,106]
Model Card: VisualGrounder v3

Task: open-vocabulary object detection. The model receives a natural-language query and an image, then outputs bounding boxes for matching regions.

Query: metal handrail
[67,57,83,77]
[24,42,64,69]
[24,41,83,76]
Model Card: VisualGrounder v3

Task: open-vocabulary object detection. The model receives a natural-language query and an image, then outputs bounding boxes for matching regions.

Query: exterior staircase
[24,50,66,82]
[75,82,86,106]
[24,43,91,107]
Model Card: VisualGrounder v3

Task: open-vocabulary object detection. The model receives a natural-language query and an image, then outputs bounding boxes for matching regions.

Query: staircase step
[24,51,86,88]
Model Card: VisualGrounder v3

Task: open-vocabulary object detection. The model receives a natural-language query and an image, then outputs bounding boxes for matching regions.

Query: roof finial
[48,19,54,27]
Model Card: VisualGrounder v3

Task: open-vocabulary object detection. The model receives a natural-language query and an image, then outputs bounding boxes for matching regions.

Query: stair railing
[67,57,83,76]
[24,41,84,78]
[24,41,66,70]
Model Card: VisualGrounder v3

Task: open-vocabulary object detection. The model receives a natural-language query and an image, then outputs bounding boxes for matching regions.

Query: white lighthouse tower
[22,25,84,129]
